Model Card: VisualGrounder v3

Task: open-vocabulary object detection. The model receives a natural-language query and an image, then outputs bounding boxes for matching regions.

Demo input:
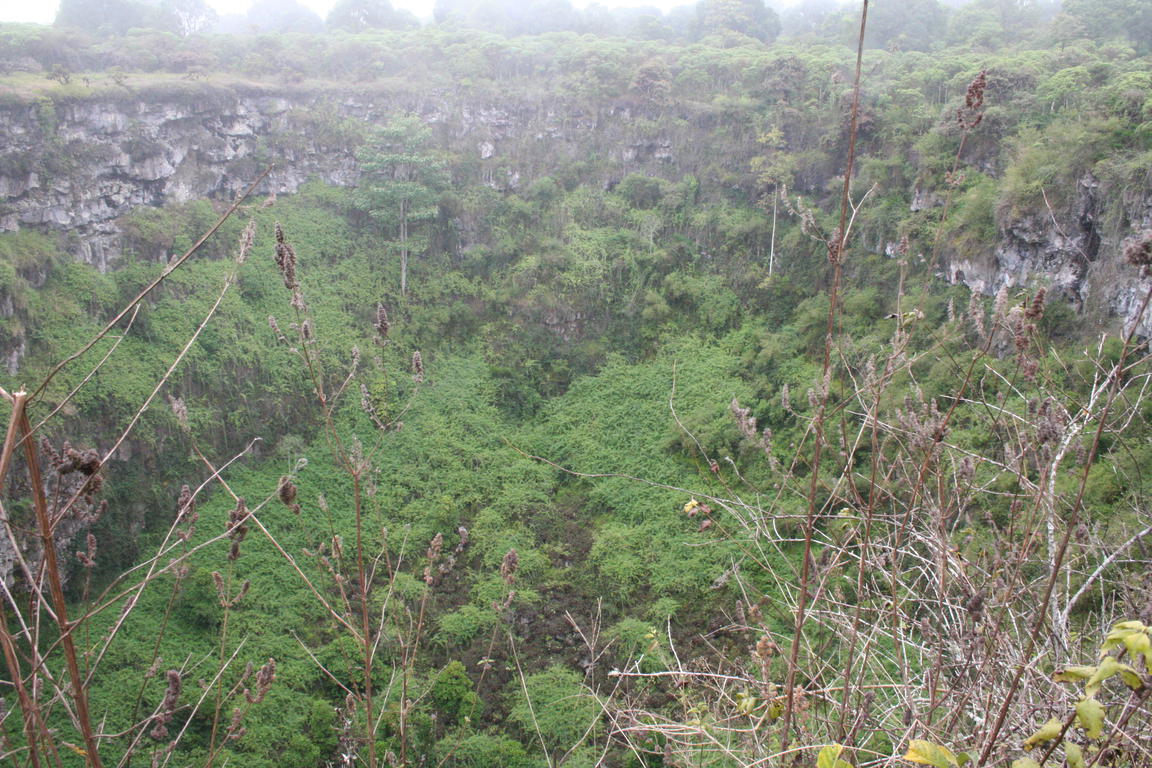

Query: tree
[354,116,449,296]
[944,0,1053,45]
[780,0,839,37]
[944,3,1006,48]
[696,0,782,43]
[1048,12,1089,49]
[985,0,1053,34]
[245,0,323,33]
[161,0,216,35]
[55,0,179,35]
[864,0,947,50]
[629,57,672,104]
[1063,0,1152,51]
[433,0,579,35]
[326,0,418,32]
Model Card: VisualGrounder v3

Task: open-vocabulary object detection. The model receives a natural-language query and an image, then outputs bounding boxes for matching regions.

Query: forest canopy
[0,0,1150,767]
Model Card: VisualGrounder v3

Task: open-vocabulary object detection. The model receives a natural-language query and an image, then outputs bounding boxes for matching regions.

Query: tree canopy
[246,0,324,34]
[2,6,1152,767]
[326,0,418,33]
[864,0,947,50]
[1064,0,1152,51]
[353,116,449,296]
[434,0,581,36]
[696,0,782,43]
[55,0,185,35]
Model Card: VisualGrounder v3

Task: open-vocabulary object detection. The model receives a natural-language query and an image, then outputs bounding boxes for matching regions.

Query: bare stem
[781,0,869,748]
[16,393,104,768]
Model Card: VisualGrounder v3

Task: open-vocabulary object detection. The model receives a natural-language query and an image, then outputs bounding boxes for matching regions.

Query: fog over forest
[0,0,1150,767]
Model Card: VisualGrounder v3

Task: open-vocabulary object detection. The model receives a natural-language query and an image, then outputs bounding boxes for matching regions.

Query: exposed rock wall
[946,173,1152,337]
[0,91,357,269]
[1,85,1150,336]
[0,89,674,270]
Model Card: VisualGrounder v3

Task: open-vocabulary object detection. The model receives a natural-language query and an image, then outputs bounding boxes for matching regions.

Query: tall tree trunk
[400,199,409,296]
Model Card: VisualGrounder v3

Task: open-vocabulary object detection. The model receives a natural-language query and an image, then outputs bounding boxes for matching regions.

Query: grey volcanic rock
[0,92,361,269]
[3,85,1151,337]
[0,86,687,375]
[0,88,671,271]
[945,172,1152,337]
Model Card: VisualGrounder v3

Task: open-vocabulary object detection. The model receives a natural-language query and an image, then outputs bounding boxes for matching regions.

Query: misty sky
[0,0,737,25]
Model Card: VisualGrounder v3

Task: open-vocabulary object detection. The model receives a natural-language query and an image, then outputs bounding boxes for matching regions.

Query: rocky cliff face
[2,86,1150,337]
[0,91,356,269]
[946,173,1152,337]
[0,89,672,270]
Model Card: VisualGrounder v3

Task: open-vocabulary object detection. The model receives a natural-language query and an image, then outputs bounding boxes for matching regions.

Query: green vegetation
[0,1,1150,767]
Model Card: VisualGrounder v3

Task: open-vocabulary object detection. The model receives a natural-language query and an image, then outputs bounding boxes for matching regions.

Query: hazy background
[1,0,809,25]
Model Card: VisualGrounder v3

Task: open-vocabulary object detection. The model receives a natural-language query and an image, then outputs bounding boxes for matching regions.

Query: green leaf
[1076,698,1105,740]
[1066,743,1085,768]
[1121,629,1150,661]
[1112,620,1147,631]
[903,740,959,768]
[1054,666,1097,684]
[1012,758,1041,768]
[1023,718,1063,751]
[818,744,847,768]
[1085,657,1120,697]
[1101,626,1142,654]
[1116,664,1144,691]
